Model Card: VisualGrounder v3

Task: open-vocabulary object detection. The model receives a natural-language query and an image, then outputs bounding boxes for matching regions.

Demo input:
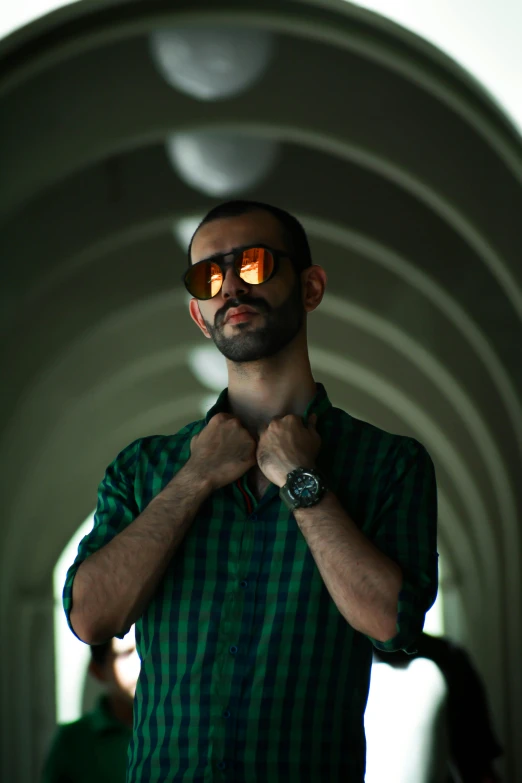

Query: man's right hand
[187,413,257,491]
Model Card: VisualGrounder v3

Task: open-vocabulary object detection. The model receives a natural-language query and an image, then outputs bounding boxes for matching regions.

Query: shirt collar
[204,381,332,426]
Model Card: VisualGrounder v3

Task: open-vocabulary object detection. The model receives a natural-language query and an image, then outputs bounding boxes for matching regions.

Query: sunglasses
[182,245,294,300]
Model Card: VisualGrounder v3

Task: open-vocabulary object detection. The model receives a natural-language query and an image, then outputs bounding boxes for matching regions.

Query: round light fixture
[149,26,274,101]
[166,131,279,196]
[188,345,228,392]
[173,216,202,252]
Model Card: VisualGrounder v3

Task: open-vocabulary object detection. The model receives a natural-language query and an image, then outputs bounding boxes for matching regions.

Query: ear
[188,298,212,339]
[302,265,327,314]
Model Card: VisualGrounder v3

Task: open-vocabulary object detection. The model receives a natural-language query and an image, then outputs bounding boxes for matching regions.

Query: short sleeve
[62,439,142,642]
[366,437,439,655]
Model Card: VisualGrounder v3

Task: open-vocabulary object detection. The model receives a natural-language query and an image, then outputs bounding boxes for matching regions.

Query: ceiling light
[149,26,274,101]
[166,131,279,196]
[173,216,202,252]
[188,345,228,391]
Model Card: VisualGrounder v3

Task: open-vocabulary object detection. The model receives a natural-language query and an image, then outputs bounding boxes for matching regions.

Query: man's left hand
[257,413,321,488]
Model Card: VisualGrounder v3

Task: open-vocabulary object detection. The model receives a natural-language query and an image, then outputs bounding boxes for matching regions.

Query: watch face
[293,472,318,501]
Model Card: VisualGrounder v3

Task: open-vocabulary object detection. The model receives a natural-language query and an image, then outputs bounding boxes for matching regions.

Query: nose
[220,259,251,299]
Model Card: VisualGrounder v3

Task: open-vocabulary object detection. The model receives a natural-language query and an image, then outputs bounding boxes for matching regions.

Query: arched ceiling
[0,2,521,781]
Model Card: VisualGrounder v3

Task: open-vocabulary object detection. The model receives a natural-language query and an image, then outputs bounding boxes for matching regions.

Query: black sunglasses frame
[182,244,295,300]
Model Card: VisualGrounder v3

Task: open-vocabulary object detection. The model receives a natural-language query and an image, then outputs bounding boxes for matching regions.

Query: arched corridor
[1,1,521,780]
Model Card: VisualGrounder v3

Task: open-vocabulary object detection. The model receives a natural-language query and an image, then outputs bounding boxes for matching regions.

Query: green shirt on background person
[62,381,439,782]
[41,694,131,783]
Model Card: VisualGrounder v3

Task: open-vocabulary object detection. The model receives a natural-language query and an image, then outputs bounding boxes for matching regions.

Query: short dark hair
[187,200,313,272]
[90,640,113,667]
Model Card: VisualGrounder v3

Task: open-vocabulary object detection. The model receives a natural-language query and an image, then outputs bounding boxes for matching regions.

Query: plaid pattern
[63,382,438,782]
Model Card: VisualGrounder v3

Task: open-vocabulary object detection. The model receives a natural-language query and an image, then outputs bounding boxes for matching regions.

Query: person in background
[372,632,503,783]
[41,626,139,783]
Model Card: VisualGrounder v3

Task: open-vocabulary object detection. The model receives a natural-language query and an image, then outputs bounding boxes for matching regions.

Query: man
[42,627,139,783]
[63,200,439,782]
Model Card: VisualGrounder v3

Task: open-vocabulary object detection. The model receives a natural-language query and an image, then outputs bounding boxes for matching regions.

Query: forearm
[70,463,211,644]
[294,490,402,641]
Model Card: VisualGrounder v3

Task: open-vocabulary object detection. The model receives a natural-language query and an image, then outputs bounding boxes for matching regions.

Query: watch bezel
[285,467,325,508]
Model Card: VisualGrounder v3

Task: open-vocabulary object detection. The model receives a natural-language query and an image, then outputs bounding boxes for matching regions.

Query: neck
[225,337,317,439]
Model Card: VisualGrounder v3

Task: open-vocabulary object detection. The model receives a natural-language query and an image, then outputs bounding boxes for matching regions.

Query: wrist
[278,463,316,488]
[169,462,214,498]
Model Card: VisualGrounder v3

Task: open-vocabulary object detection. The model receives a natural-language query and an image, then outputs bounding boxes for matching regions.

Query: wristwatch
[279,467,327,511]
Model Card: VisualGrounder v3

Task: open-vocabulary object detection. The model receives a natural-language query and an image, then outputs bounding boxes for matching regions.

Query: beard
[202,276,305,363]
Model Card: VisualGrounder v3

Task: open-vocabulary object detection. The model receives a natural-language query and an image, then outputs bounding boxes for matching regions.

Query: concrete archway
[1,1,520,780]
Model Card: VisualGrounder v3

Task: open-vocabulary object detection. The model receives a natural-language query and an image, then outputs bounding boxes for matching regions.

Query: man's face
[104,628,140,701]
[188,210,306,363]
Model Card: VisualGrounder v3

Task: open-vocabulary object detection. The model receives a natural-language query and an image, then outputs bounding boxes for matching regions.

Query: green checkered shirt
[63,382,438,782]
[41,695,131,783]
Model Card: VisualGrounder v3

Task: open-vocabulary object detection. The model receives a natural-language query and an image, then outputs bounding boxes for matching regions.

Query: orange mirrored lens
[186,248,274,298]
[238,247,274,284]
[187,261,223,299]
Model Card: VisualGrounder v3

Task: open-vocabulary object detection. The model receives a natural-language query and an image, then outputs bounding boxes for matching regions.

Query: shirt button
[223,710,231,719]
[217,761,227,771]
[229,645,238,655]
[250,513,258,521]
[240,580,248,588]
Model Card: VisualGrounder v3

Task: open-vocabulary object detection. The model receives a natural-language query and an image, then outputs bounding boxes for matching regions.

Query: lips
[225,307,258,323]
[228,312,256,323]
